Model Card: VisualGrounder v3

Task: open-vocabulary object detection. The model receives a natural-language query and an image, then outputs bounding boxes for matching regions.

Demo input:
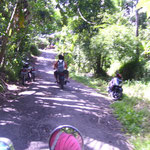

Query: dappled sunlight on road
[40,81,53,84]
[34,94,100,111]
[90,92,109,99]
[37,57,54,62]
[73,86,109,99]
[52,102,99,110]
[19,90,36,96]
[84,137,120,150]
[37,97,85,103]
[2,107,16,112]
[34,92,46,96]
[0,49,131,150]
[46,70,54,75]
[53,113,71,118]
[0,120,19,126]
[25,141,48,150]
[37,85,50,89]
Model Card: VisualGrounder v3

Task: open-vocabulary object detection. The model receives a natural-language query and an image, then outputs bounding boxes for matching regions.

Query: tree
[137,0,150,18]
[0,1,19,66]
[0,0,61,80]
[90,24,140,75]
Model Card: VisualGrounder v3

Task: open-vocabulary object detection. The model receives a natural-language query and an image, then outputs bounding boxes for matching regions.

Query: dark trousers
[54,70,69,80]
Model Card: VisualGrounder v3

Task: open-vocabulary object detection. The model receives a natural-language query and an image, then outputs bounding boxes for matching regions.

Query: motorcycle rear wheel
[32,73,35,81]
[22,76,25,85]
[60,81,64,89]
[112,92,122,100]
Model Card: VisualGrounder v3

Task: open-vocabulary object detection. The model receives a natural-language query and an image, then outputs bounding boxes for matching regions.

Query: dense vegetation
[0,0,150,149]
[0,0,61,82]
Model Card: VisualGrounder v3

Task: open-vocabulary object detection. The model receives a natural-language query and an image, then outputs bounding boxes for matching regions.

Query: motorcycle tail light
[22,69,26,72]
[60,73,64,75]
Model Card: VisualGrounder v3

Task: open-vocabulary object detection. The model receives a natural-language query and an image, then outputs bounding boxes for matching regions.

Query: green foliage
[4,57,22,82]
[107,60,121,76]
[111,99,145,134]
[30,45,41,56]
[139,26,150,56]
[132,137,150,150]
[0,83,4,92]
[5,69,17,82]
[112,79,150,149]
[56,0,116,28]
[34,37,49,49]
[123,80,150,102]
[119,60,145,80]
[28,0,60,33]
[137,0,150,18]
[89,24,140,76]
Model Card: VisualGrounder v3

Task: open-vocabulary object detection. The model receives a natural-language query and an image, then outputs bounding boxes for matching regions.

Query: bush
[0,84,4,92]
[5,69,17,82]
[30,45,41,56]
[35,37,49,49]
[111,99,145,134]
[119,60,144,80]
[4,59,21,82]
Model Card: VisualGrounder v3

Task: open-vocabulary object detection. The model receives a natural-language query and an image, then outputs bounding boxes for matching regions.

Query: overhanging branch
[77,7,96,25]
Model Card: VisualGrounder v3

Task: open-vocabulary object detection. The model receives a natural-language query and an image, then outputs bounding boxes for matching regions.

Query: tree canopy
[0,0,149,80]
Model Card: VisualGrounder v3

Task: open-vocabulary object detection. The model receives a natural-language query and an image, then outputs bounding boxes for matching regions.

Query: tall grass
[120,80,150,150]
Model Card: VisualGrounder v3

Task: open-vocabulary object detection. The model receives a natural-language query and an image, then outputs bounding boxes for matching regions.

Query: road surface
[0,49,132,150]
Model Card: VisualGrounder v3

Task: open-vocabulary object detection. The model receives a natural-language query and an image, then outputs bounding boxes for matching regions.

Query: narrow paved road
[0,49,132,150]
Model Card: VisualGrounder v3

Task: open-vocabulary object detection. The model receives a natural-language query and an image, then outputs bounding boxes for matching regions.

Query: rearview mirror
[49,125,84,150]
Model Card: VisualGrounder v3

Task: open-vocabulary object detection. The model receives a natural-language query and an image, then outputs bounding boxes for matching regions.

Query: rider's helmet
[58,54,64,60]
[116,73,122,79]
[23,62,29,68]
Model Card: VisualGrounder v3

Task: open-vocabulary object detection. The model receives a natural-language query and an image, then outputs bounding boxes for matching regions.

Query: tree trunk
[95,54,107,77]
[0,2,18,66]
[95,55,101,75]
[0,36,8,66]
[135,0,139,59]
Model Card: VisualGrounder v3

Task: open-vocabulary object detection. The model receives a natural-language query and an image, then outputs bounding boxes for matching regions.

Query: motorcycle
[57,72,65,89]
[30,66,36,82]
[57,72,68,89]
[20,63,36,85]
[0,125,83,150]
[49,125,84,150]
[108,85,123,101]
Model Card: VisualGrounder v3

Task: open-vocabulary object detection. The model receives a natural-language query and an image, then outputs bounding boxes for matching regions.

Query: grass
[70,72,150,150]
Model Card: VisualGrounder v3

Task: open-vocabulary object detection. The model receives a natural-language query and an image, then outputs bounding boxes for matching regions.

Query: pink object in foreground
[50,130,81,150]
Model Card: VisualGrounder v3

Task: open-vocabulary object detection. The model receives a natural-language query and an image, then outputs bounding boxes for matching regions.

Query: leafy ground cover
[70,72,150,150]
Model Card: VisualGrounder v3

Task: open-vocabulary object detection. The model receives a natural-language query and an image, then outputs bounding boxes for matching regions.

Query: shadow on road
[0,49,132,150]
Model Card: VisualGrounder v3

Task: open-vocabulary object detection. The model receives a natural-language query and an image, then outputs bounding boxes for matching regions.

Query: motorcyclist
[108,73,122,93]
[49,130,81,150]
[53,54,69,83]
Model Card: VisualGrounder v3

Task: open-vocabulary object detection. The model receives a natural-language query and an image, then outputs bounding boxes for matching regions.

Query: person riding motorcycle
[108,73,122,93]
[54,54,69,83]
